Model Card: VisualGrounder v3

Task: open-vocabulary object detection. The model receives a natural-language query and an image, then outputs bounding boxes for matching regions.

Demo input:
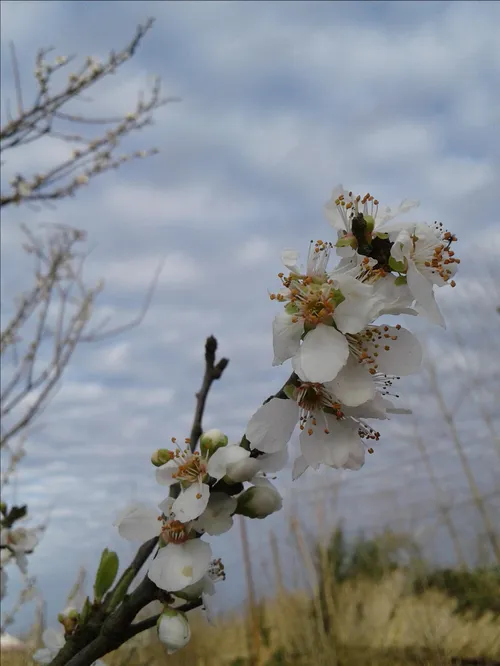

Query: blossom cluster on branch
[33,183,459,663]
[108,184,459,655]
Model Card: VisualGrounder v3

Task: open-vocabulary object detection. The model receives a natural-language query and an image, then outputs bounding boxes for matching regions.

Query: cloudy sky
[1,0,499,635]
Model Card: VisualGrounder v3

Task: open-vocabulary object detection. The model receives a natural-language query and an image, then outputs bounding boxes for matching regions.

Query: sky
[1,0,500,636]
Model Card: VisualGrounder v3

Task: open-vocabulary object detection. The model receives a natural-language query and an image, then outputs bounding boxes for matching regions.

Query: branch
[189,335,229,453]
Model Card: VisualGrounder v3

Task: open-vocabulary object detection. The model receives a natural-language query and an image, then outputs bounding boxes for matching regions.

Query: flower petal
[172,483,210,523]
[207,445,249,481]
[366,326,422,376]
[295,324,349,383]
[256,448,289,473]
[114,503,160,542]
[300,417,360,469]
[33,648,54,664]
[227,457,261,483]
[324,184,349,231]
[292,455,310,481]
[193,493,237,536]
[148,540,212,592]
[155,459,179,487]
[333,276,379,334]
[327,356,375,407]
[272,313,303,366]
[407,261,445,328]
[42,628,65,651]
[281,248,301,273]
[246,398,298,454]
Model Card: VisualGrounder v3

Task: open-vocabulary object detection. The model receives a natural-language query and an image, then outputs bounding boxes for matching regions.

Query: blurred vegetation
[3,526,499,666]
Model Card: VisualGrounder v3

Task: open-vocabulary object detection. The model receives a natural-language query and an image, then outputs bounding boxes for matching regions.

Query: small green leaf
[94,549,119,603]
[394,276,408,286]
[389,257,407,273]
[80,597,92,624]
[375,232,389,240]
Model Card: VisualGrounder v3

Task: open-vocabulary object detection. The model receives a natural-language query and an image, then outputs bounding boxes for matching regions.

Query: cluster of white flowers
[0,525,40,601]
[114,431,284,653]
[111,183,459,656]
[246,184,459,478]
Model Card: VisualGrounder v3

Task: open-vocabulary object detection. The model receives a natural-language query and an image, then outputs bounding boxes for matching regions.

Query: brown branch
[189,335,229,453]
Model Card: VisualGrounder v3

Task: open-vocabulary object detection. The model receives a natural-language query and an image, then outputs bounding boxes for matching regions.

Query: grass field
[3,528,499,666]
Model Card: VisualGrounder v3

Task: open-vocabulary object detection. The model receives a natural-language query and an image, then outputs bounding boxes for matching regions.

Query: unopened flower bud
[236,485,283,519]
[58,606,79,632]
[200,429,228,457]
[151,449,175,467]
[157,608,191,654]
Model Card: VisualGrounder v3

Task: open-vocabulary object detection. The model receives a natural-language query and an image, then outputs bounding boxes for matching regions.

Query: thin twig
[189,335,229,453]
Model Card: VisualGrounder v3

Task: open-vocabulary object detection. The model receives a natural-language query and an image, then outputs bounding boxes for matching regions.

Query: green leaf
[394,276,408,286]
[93,549,119,603]
[389,257,407,273]
[80,596,92,625]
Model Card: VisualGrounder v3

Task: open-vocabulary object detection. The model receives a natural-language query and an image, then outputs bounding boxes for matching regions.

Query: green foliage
[93,548,119,603]
[413,566,500,619]
[322,524,419,584]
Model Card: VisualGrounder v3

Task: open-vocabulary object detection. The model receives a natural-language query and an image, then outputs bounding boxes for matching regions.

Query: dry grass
[3,569,499,666]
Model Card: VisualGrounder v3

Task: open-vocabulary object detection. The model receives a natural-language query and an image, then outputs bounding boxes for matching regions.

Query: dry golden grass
[4,570,498,666]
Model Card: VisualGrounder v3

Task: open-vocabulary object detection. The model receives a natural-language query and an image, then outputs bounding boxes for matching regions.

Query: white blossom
[114,502,212,592]
[155,446,210,522]
[293,323,422,406]
[324,184,419,257]
[270,243,389,383]
[191,493,237,536]
[246,376,405,470]
[390,222,459,327]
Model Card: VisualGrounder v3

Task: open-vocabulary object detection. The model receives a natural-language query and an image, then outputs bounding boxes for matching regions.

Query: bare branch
[189,336,230,453]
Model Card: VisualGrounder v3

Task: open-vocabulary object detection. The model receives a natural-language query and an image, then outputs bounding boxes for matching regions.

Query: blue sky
[1,0,499,635]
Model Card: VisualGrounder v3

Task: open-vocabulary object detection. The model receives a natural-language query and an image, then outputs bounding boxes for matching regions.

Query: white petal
[292,455,309,481]
[366,326,422,376]
[246,398,298,454]
[227,457,261,483]
[155,459,180,487]
[390,229,412,261]
[333,277,379,334]
[33,648,54,664]
[346,393,391,420]
[158,497,174,517]
[207,445,249,481]
[172,484,210,523]
[327,356,375,407]
[407,261,445,327]
[272,313,303,366]
[148,540,212,592]
[281,248,301,273]
[114,504,160,542]
[43,628,65,651]
[256,448,289,473]
[296,324,349,383]
[300,417,360,469]
[193,493,236,536]
[324,184,349,231]
[343,438,366,470]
